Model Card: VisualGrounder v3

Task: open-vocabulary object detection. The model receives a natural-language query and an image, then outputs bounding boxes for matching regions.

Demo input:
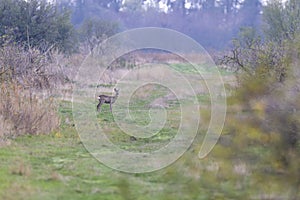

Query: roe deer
[97,88,119,112]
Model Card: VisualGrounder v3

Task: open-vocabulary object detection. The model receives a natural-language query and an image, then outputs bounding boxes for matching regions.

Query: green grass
[0,64,298,200]
[170,63,232,76]
[0,100,207,200]
[95,85,181,153]
[0,107,295,199]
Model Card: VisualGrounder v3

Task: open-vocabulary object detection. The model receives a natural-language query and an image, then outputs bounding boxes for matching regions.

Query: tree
[221,26,286,82]
[79,18,119,54]
[0,0,76,53]
[263,0,300,44]
[221,0,297,82]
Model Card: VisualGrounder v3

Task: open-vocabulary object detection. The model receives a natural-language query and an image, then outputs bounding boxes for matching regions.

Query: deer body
[97,88,119,112]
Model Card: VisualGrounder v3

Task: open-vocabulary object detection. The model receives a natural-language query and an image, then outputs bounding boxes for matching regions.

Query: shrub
[0,44,63,141]
[0,81,59,140]
[0,80,59,139]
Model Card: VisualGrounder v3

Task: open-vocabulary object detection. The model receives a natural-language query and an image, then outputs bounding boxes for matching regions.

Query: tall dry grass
[0,43,62,142]
[0,81,59,140]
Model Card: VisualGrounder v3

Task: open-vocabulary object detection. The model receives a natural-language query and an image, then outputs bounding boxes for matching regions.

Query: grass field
[0,100,215,200]
[0,63,298,200]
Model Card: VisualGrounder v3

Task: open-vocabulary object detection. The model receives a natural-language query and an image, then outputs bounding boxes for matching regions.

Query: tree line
[0,0,264,52]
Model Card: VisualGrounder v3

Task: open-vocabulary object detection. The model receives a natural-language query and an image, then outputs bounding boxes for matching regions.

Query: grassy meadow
[0,62,298,200]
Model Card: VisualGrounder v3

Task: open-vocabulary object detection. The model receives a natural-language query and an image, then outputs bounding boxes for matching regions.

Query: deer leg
[96,102,101,112]
[110,103,113,112]
[97,101,104,112]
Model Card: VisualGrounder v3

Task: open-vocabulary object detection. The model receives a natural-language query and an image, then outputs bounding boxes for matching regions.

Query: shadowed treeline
[59,0,263,50]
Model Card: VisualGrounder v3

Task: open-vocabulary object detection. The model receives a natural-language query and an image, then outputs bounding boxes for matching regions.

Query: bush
[0,43,63,141]
[0,81,59,140]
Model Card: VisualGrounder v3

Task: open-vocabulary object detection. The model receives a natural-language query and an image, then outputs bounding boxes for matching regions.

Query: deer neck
[111,93,118,102]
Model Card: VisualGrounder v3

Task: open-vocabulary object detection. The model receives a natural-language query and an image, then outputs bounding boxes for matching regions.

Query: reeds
[0,81,59,139]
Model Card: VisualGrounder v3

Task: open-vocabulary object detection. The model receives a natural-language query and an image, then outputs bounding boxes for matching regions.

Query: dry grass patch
[0,82,59,140]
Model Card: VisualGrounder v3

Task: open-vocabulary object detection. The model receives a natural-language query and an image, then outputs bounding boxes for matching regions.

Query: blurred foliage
[218,1,300,198]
